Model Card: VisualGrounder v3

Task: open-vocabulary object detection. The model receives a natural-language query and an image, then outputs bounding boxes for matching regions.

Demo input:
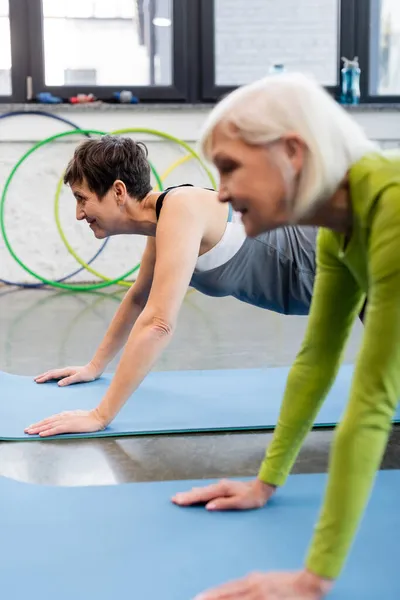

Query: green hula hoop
[0,129,148,291]
[112,128,217,189]
[53,127,217,287]
[53,129,164,289]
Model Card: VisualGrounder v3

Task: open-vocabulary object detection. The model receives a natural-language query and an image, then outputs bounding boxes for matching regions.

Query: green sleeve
[305,187,400,578]
[258,229,364,488]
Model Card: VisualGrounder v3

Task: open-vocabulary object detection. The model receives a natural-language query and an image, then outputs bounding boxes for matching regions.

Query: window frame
[24,0,191,103]
[2,0,400,105]
[0,0,29,103]
[200,0,357,103]
[354,0,400,103]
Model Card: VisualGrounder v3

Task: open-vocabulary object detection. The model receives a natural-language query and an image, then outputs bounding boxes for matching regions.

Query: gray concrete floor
[0,285,400,487]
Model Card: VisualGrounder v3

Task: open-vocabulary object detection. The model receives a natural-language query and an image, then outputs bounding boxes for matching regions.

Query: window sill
[2,101,400,114]
[0,102,213,113]
[344,103,400,111]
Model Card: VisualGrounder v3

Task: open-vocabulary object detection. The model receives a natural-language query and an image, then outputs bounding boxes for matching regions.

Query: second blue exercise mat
[0,470,399,598]
[1,364,400,440]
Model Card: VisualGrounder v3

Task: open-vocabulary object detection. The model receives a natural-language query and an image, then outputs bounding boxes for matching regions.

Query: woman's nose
[76,205,85,220]
[218,184,229,204]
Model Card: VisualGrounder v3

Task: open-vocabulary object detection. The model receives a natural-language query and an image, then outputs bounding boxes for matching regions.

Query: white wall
[215,0,338,86]
[0,105,400,285]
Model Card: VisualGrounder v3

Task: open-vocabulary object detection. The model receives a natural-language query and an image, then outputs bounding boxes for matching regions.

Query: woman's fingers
[33,372,47,382]
[25,416,62,434]
[37,424,69,437]
[34,368,73,383]
[57,374,81,387]
[205,495,249,511]
[26,423,68,438]
[34,366,94,386]
[25,410,104,437]
[172,480,233,506]
[194,574,252,599]
[25,415,58,429]
[173,479,272,512]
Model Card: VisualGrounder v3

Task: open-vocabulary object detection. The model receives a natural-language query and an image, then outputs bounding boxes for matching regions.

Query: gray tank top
[156,186,318,316]
[191,227,317,315]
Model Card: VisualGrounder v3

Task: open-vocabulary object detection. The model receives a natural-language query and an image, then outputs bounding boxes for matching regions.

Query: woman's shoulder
[161,184,216,197]
[351,149,400,175]
[156,184,217,215]
[158,184,217,208]
[349,151,400,218]
[155,184,222,250]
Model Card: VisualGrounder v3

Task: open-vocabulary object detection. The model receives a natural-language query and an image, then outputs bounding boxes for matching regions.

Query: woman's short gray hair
[200,72,378,219]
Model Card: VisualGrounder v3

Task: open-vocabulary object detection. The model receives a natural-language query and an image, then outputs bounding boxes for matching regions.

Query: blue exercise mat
[1,364,400,440]
[0,470,398,599]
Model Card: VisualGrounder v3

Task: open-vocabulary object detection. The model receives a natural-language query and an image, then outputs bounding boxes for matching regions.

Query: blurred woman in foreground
[173,73,400,599]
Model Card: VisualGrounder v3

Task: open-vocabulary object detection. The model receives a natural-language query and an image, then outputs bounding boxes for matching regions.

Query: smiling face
[63,135,154,239]
[211,122,305,237]
[73,179,127,239]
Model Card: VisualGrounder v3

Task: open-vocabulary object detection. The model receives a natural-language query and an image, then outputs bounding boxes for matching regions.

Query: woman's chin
[92,228,107,239]
[241,212,260,237]
[241,211,280,237]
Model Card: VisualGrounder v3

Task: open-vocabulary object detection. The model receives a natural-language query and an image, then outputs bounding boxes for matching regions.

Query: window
[64,68,97,86]
[370,0,400,95]
[0,0,12,96]
[2,0,400,104]
[24,0,188,101]
[214,0,340,88]
[0,69,11,95]
[41,0,172,88]
[201,0,344,101]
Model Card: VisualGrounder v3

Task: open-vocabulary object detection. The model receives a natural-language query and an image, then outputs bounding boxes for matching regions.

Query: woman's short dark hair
[63,135,152,200]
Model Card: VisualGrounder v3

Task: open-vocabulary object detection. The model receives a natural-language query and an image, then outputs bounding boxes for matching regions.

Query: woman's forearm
[258,353,340,486]
[94,314,173,424]
[305,401,392,579]
[92,199,205,424]
[259,232,364,487]
[90,289,146,374]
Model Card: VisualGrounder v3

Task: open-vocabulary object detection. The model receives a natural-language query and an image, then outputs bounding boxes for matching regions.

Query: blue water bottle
[269,64,285,74]
[340,56,361,104]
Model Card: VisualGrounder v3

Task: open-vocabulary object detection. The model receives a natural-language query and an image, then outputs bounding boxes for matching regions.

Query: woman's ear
[281,134,306,174]
[113,180,127,205]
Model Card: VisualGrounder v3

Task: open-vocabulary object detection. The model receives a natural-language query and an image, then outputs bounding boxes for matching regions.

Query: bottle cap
[341,56,359,68]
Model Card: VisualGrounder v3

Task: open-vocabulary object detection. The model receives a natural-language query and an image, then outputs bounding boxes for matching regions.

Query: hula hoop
[155,154,192,190]
[1,125,216,291]
[0,111,110,288]
[0,129,146,291]
[112,128,217,190]
[0,110,92,137]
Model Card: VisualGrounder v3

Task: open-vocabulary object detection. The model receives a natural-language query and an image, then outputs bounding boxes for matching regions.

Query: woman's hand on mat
[172,478,275,510]
[34,362,102,387]
[24,408,107,437]
[193,569,332,600]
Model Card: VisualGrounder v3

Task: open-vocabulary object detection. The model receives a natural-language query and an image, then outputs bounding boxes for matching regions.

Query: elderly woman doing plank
[172,73,398,599]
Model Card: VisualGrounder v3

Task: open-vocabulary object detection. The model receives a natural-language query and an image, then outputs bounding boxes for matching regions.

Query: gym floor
[1,285,400,487]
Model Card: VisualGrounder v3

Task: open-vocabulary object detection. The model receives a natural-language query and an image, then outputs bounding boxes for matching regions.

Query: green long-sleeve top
[258,150,400,580]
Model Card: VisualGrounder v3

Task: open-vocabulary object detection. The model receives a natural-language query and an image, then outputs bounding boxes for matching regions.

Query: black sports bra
[155,184,195,220]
